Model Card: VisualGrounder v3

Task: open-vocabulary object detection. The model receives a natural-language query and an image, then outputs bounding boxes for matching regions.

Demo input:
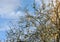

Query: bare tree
[6,0,60,42]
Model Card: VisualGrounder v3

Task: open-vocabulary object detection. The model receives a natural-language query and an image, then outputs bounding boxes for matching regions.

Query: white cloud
[0,11,25,19]
[0,0,24,31]
[0,0,20,14]
[0,0,23,19]
[35,0,40,2]
[0,27,10,31]
[0,24,10,31]
[35,0,50,5]
[35,0,41,4]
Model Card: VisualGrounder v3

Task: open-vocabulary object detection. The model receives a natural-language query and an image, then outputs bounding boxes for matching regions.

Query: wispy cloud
[0,0,20,14]
[0,0,23,32]
[35,0,49,5]
[0,23,10,31]
[0,0,23,19]
[0,11,25,19]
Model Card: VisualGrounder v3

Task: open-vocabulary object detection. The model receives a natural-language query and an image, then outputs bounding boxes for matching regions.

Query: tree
[6,0,60,42]
[25,0,59,42]
[49,0,60,42]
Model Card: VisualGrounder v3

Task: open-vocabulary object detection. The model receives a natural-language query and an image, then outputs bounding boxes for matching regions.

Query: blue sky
[0,0,49,41]
[0,0,21,40]
[0,0,35,41]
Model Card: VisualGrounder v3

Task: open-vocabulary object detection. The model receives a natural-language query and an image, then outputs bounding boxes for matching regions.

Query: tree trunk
[56,35,59,42]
